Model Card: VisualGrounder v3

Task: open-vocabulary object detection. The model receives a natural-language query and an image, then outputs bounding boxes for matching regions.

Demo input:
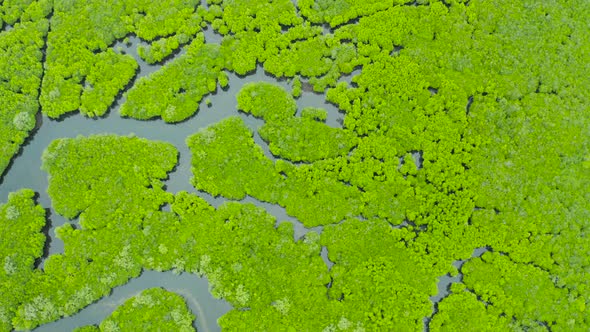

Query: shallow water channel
[0,30,465,332]
[0,34,345,331]
[0,28,465,332]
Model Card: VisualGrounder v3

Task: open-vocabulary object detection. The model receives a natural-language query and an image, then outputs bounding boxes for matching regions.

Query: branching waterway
[0,34,347,331]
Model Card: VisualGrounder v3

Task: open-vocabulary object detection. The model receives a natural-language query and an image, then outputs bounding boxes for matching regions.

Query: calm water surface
[0,33,345,331]
[33,271,228,332]
[0,19,465,332]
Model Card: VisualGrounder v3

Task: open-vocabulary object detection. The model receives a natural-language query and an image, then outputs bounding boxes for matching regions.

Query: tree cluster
[4,135,177,330]
[74,288,195,332]
[40,0,204,119]
[121,34,226,123]
[0,0,48,177]
[0,0,588,330]
[0,190,46,331]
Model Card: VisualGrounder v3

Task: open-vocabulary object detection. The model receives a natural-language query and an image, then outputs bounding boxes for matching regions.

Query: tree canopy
[73,288,196,332]
[0,0,588,331]
[0,0,48,177]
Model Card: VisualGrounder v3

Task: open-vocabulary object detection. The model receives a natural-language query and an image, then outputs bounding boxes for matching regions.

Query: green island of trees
[0,189,46,332]
[73,287,196,332]
[0,0,588,331]
[0,1,48,176]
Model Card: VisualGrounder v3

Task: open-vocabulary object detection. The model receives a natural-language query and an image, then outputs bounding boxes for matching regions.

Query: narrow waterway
[33,270,231,332]
[0,31,348,331]
[423,247,491,330]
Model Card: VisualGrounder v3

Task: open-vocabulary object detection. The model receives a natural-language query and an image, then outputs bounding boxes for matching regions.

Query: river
[0,31,344,331]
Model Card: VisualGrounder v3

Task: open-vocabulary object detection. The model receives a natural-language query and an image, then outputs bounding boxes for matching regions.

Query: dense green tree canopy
[121,34,225,123]
[186,116,281,200]
[0,1,47,177]
[39,0,203,119]
[0,190,46,331]
[74,288,196,332]
[3,135,179,330]
[236,82,297,122]
[0,0,588,331]
[41,135,177,225]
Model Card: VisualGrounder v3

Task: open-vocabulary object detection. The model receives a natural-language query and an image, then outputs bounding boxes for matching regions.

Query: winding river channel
[0,31,344,331]
[0,27,458,332]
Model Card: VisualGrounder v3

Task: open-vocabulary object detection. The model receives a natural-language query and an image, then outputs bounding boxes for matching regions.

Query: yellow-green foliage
[462,252,584,330]
[298,0,413,27]
[187,115,363,227]
[186,116,281,200]
[0,0,589,331]
[429,283,511,332]
[0,190,46,331]
[320,218,437,330]
[0,2,47,177]
[40,0,132,118]
[259,117,357,162]
[218,0,301,75]
[120,34,225,123]
[137,32,200,64]
[301,106,328,122]
[291,76,302,98]
[74,288,195,332]
[170,193,331,330]
[239,82,357,162]
[236,82,297,122]
[8,135,178,330]
[41,135,176,225]
[39,0,203,119]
